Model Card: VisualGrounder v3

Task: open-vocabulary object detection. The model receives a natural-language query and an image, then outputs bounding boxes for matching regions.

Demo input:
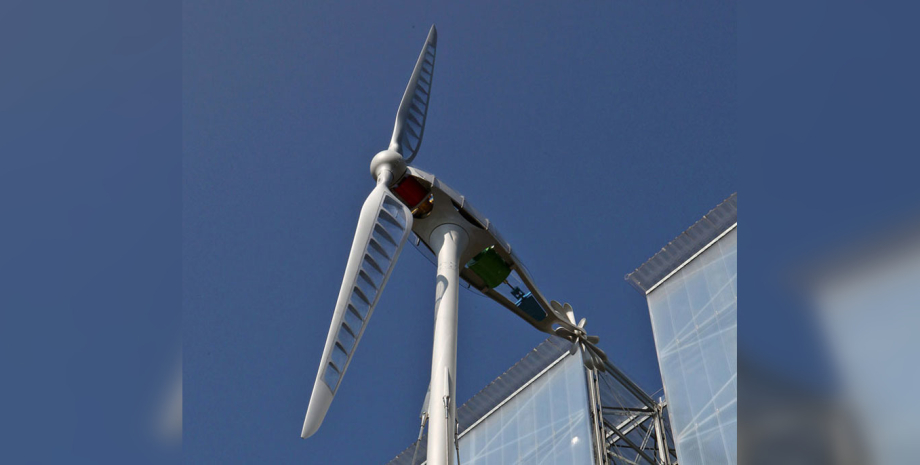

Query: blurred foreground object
[806,222,920,465]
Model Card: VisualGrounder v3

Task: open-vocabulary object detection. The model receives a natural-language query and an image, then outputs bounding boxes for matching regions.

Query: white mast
[427,223,468,465]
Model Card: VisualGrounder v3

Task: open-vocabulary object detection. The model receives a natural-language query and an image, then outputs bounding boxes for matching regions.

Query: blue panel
[515,293,546,321]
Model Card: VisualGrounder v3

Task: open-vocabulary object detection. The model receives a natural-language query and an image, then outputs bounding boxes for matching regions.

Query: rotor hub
[370,150,407,184]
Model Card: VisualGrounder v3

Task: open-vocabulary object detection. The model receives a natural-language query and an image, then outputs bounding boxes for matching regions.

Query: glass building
[387,337,676,465]
[625,193,737,465]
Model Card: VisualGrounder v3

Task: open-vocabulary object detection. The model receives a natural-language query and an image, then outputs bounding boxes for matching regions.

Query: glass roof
[625,193,737,294]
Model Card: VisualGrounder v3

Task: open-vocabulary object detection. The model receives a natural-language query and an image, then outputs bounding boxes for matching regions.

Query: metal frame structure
[587,358,677,465]
[387,337,676,465]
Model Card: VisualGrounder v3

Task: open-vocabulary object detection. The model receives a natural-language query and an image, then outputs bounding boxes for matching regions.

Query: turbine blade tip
[301,422,319,439]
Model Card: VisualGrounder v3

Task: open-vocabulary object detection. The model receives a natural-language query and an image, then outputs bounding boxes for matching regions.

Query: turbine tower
[301,25,608,465]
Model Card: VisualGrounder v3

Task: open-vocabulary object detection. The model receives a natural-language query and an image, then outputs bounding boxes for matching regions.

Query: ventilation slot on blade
[372,229,398,257]
[378,214,407,245]
[344,306,364,333]
[353,287,371,309]
[323,363,341,392]
[340,317,359,340]
[367,240,391,267]
[337,325,356,351]
[361,263,385,289]
[374,224,398,246]
[348,299,369,320]
[354,271,378,302]
[363,253,385,275]
[380,198,408,228]
[330,343,348,372]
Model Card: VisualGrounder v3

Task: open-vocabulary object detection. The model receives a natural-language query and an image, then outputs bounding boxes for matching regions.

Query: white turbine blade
[584,351,596,370]
[563,303,575,326]
[591,344,609,363]
[594,354,606,372]
[389,24,437,164]
[302,182,413,438]
[554,327,576,339]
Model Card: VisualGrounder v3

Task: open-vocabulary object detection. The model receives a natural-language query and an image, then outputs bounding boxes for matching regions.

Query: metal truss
[585,355,678,465]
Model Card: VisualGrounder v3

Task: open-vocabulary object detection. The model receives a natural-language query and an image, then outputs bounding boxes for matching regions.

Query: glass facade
[458,352,594,464]
[645,228,737,465]
[388,336,674,465]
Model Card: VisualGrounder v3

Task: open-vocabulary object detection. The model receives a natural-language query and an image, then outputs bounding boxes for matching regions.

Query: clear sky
[183,1,734,462]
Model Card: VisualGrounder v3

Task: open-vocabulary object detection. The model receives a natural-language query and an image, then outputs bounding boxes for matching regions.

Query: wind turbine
[301,25,608,465]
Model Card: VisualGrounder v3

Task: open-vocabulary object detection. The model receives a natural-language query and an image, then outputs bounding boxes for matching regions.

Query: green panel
[466,246,512,288]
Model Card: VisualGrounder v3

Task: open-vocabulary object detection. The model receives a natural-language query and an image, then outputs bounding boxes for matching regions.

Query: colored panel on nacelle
[392,175,429,208]
[516,293,547,321]
[466,246,512,288]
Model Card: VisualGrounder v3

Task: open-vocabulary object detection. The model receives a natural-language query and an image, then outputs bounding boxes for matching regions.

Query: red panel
[392,176,428,208]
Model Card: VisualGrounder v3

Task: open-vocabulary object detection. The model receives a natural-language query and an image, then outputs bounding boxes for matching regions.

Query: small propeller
[550,301,608,372]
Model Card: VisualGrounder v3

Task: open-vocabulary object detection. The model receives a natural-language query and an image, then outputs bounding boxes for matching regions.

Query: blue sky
[8,0,920,463]
[183,1,734,462]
